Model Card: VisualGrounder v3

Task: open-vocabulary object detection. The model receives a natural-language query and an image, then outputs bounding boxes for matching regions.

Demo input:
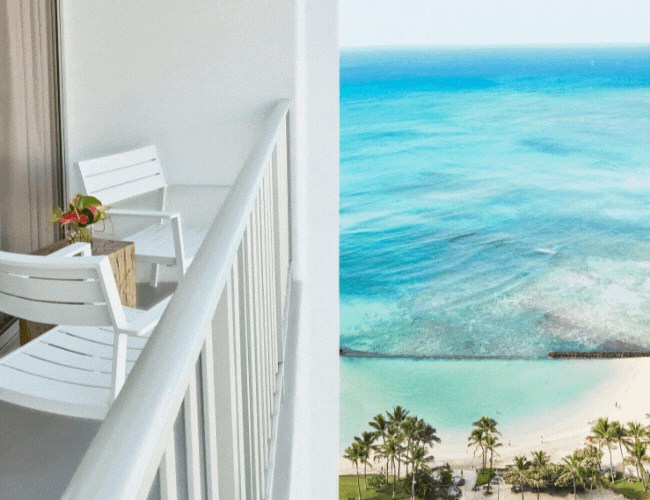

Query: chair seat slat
[0,364,110,420]
[25,337,137,373]
[59,325,149,349]
[5,352,113,388]
[45,332,142,363]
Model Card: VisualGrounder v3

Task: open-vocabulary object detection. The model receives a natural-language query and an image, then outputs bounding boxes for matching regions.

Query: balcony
[0,101,300,499]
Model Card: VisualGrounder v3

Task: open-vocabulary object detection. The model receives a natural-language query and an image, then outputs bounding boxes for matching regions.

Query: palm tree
[408,445,434,500]
[387,405,410,425]
[414,418,441,448]
[344,442,363,500]
[585,465,603,500]
[575,446,604,500]
[610,421,627,474]
[531,450,550,500]
[504,455,531,500]
[625,421,648,444]
[470,416,500,471]
[383,436,402,499]
[355,431,376,489]
[468,428,487,469]
[369,413,390,444]
[473,415,501,437]
[484,434,502,493]
[624,437,650,491]
[375,436,402,498]
[387,406,410,478]
[369,413,391,485]
[589,417,616,482]
[400,416,418,476]
[558,454,585,500]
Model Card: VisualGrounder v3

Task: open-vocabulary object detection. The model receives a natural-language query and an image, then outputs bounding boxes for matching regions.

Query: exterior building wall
[290,0,340,498]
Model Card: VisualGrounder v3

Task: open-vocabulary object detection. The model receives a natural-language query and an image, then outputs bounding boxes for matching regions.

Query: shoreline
[339,357,650,475]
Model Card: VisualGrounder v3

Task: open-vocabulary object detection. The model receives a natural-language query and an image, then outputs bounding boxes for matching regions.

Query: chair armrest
[107,209,180,221]
[120,296,173,336]
[47,242,92,257]
[109,209,187,274]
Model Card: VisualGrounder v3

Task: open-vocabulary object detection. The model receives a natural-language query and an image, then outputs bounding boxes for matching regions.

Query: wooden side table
[19,239,136,345]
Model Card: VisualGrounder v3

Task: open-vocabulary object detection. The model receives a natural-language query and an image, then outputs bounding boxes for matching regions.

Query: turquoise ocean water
[340,47,650,448]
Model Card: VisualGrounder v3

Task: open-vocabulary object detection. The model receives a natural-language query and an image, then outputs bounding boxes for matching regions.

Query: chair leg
[111,333,128,400]
[177,262,185,283]
[149,263,160,288]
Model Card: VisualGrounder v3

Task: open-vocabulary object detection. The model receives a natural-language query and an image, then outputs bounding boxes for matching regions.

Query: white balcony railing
[63,100,294,499]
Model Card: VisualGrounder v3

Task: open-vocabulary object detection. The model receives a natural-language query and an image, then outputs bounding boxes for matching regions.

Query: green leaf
[77,194,103,209]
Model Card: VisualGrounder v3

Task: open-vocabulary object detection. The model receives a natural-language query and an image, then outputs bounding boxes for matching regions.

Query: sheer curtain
[0,0,62,335]
[0,0,62,254]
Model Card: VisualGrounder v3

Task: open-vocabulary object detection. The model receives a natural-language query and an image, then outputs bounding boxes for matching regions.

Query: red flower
[59,211,89,225]
[88,205,97,215]
[59,212,80,224]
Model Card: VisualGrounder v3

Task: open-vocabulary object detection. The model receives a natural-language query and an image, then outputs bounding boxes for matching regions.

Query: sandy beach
[340,358,650,475]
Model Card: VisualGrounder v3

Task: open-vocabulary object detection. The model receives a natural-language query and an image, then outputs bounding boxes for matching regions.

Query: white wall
[60,0,296,192]
[289,1,340,498]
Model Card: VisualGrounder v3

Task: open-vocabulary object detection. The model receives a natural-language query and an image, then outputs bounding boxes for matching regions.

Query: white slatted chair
[0,243,171,420]
[78,145,207,286]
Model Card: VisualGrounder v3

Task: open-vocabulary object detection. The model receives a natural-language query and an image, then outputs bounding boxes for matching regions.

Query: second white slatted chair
[77,145,207,286]
[0,243,171,420]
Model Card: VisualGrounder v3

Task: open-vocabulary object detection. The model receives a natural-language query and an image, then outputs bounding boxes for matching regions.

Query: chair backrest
[77,145,167,207]
[0,251,127,330]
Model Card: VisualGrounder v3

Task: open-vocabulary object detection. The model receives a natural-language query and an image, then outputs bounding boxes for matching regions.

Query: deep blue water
[340,46,650,358]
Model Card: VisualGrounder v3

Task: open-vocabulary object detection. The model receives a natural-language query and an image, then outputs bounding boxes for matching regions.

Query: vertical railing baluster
[237,242,256,499]
[259,173,270,419]
[184,374,203,499]
[276,119,290,354]
[259,177,273,440]
[255,194,271,472]
[211,275,249,500]
[261,171,272,406]
[201,327,220,499]
[230,259,247,498]
[266,166,274,380]
[271,146,284,365]
[266,156,279,382]
[160,437,178,500]
[245,222,264,499]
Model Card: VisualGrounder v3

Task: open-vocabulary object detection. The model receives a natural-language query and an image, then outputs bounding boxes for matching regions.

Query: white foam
[534,247,557,255]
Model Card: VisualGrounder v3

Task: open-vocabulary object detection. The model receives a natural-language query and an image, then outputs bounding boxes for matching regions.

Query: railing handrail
[63,99,291,499]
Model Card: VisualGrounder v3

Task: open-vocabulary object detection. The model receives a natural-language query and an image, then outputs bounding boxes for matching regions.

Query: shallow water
[341,47,650,358]
[340,357,616,450]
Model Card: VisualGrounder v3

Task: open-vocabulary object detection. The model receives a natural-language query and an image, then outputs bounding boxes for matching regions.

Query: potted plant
[51,194,109,243]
